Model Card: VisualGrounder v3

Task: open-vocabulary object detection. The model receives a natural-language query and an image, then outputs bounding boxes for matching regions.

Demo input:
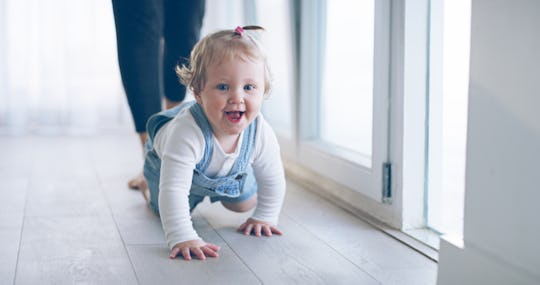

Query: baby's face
[195,57,265,140]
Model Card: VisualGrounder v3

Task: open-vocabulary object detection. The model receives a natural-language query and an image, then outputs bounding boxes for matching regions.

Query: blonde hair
[176,26,272,96]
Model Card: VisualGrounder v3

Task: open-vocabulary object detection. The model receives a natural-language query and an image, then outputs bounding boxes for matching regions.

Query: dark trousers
[112,0,205,132]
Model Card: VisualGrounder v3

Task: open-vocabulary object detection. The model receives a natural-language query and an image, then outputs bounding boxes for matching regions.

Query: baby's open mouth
[225,111,245,123]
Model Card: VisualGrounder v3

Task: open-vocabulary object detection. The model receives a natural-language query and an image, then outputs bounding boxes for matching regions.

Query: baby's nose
[228,90,245,104]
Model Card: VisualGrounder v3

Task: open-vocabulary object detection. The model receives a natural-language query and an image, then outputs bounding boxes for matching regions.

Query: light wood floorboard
[0,134,437,284]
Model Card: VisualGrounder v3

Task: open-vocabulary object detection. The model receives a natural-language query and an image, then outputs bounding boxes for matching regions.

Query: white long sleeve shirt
[153,107,286,249]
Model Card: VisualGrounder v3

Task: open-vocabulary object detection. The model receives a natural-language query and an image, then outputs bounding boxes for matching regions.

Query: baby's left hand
[237,218,283,237]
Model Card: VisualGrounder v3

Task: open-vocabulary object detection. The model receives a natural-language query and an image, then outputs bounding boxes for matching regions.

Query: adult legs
[112,0,205,191]
[112,0,163,189]
[162,0,206,109]
[112,0,163,133]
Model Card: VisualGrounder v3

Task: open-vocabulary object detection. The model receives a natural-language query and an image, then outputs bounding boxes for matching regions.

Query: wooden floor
[0,134,437,284]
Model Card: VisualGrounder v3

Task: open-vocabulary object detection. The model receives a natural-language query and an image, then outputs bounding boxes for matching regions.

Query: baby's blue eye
[244,84,255,91]
[217,84,229,91]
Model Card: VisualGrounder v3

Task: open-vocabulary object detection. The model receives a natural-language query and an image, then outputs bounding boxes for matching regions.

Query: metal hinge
[382,162,392,204]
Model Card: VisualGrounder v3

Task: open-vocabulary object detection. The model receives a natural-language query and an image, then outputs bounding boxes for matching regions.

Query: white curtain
[0,0,245,135]
[201,0,246,34]
[0,0,131,135]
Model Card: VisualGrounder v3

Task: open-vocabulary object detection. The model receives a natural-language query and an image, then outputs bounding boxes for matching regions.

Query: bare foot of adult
[128,172,147,190]
[141,187,151,205]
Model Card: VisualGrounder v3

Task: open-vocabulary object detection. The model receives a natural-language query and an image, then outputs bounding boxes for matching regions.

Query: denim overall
[143,101,258,215]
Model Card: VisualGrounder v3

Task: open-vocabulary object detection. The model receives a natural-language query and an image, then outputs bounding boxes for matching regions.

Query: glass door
[298,0,391,202]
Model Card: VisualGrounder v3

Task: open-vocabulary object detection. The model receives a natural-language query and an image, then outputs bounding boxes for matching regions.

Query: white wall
[437,0,540,284]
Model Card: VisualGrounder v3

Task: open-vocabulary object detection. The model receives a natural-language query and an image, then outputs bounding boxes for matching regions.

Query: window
[426,0,471,238]
[292,0,390,201]
[321,0,374,159]
[255,0,294,137]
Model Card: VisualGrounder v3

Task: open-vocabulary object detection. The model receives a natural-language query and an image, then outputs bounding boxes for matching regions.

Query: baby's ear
[194,92,202,104]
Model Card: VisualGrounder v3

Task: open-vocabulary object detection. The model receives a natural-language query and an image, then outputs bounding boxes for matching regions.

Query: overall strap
[146,101,195,145]
[189,103,215,171]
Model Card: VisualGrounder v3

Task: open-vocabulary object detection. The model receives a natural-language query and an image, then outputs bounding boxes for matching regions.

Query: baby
[142,26,286,261]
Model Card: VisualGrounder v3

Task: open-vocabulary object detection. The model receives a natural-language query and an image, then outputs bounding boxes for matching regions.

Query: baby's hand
[169,239,221,261]
[237,218,283,237]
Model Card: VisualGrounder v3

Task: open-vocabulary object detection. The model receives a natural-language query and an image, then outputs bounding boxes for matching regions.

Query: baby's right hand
[169,239,221,261]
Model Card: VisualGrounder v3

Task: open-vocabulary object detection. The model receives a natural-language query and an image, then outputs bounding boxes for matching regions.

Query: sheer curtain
[0,0,246,135]
[202,0,246,34]
[0,0,132,135]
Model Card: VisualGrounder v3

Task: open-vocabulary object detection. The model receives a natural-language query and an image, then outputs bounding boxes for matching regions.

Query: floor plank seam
[123,243,165,247]
[198,210,264,285]
[91,153,143,285]
[282,212,382,284]
[12,202,28,285]
[12,146,35,285]
[291,180,439,263]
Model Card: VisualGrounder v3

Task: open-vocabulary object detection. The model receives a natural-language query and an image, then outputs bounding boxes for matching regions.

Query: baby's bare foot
[127,172,147,190]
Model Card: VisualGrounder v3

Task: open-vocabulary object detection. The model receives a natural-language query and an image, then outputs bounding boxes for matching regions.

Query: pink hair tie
[234,26,244,36]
